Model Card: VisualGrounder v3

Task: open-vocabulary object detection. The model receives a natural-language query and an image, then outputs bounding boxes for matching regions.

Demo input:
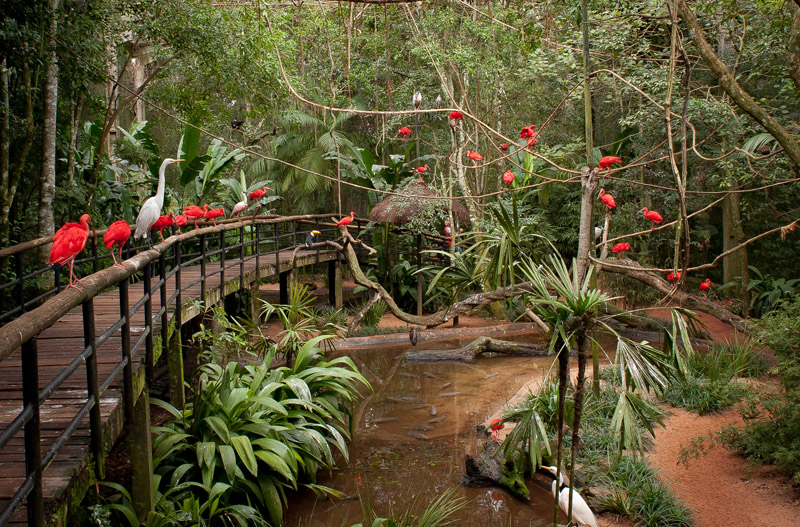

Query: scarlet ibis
[337,211,355,233]
[204,207,225,226]
[305,230,321,247]
[500,143,509,151]
[599,156,622,170]
[503,170,514,185]
[150,212,175,241]
[103,220,131,267]
[639,207,663,228]
[184,204,209,229]
[134,158,183,240]
[611,242,630,255]
[231,191,248,220]
[699,278,711,292]
[174,214,188,233]
[520,125,536,138]
[467,150,483,163]
[49,214,92,290]
[415,164,428,174]
[449,111,463,121]
[413,91,422,110]
[667,271,681,282]
[543,466,598,527]
[398,127,413,138]
[489,419,504,442]
[598,188,616,210]
[248,186,272,201]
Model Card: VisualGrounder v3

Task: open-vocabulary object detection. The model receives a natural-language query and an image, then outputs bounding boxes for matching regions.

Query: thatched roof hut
[369,181,469,224]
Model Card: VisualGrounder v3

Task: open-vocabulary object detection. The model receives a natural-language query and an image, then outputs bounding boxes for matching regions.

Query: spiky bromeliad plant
[151,336,371,526]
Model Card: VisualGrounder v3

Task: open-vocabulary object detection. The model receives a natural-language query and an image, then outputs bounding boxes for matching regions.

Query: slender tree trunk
[722,180,750,306]
[554,340,569,527]
[66,93,84,185]
[38,0,60,275]
[567,325,589,525]
[788,1,800,95]
[0,60,9,246]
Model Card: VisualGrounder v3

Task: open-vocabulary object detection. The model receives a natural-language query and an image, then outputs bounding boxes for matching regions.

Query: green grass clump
[660,374,749,415]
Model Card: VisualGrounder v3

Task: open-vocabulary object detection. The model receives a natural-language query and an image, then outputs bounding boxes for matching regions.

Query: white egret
[543,466,598,527]
[134,158,183,240]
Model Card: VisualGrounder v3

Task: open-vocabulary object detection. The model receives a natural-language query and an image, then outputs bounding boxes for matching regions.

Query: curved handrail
[0,213,338,362]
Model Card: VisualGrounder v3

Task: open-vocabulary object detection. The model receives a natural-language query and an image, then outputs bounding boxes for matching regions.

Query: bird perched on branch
[305,230,321,247]
[103,220,130,267]
[598,188,616,211]
[639,207,663,229]
[174,214,188,233]
[667,271,682,282]
[611,242,630,255]
[248,186,274,216]
[231,191,248,220]
[413,90,422,110]
[543,466,598,527]
[599,155,622,170]
[49,214,93,290]
[398,127,412,139]
[435,95,442,109]
[134,158,183,240]
[184,204,209,229]
[337,211,355,233]
[204,207,225,226]
[150,212,175,241]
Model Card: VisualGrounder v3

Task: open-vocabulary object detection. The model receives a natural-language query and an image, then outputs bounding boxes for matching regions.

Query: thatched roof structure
[369,181,469,224]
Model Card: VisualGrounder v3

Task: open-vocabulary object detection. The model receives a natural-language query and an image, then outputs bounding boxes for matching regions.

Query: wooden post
[169,241,185,409]
[416,234,423,316]
[130,391,154,522]
[279,271,289,305]
[143,263,154,384]
[82,299,104,478]
[21,338,43,527]
[328,259,343,309]
[118,278,134,423]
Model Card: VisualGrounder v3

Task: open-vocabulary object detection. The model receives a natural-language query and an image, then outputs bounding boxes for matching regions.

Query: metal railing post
[91,234,98,274]
[274,223,280,272]
[200,234,206,302]
[22,338,43,527]
[220,230,226,296]
[159,253,168,356]
[82,299,104,477]
[255,223,261,281]
[15,252,25,314]
[175,241,182,330]
[143,263,154,384]
[239,226,245,291]
[119,278,134,423]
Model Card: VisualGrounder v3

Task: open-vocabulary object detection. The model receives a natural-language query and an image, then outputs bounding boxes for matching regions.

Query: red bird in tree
[184,204,210,229]
[520,125,536,138]
[500,143,509,151]
[337,211,355,233]
[699,278,711,293]
[103,220,130,267]
[397,127,413,138]
[611,242,630,255]
[467,150,483,163]
[174,214,189,233]
[599,156,622,170]
[639,207,663,228]
[489,419,504,442]
[248,186,272,201]
[503,170,514,185]
[667,271,682,282]
[49,214,93,290]
[598,188,616,211]
[204,207,225,226]
[150,212,175,241]
[448,111,463,123]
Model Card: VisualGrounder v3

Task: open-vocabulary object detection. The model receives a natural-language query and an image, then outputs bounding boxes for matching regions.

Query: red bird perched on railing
[699,278,711,293]
[397,127,412,138]
[174,214,188,233]
[467,150,483,163]
[667,271,682,282]
[150,212,175,241]
[103,220,130,267]
[639,207,663,228]
[184,204,209,229]
[337,211,355,233]
[204,207,225,226]
[611,242,630,255]
[598,188,616,211]
[49,214,93,290]
[599,156,622,170]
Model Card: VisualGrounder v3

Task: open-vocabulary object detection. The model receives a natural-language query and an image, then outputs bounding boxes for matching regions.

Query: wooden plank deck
[0,247,339,525]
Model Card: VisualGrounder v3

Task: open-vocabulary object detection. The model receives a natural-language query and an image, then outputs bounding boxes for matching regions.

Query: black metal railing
[0,214,360,527]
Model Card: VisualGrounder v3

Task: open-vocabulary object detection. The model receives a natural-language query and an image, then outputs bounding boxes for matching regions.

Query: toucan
[305,230,321,247]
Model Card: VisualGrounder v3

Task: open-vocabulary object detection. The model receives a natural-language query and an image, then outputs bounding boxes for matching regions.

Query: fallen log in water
[404,336,550,363]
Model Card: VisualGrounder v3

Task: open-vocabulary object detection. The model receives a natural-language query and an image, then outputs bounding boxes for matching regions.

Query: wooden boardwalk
[0,247,339,525]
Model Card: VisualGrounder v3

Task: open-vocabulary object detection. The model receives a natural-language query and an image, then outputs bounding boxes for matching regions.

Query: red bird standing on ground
[184,204,209,229]
[599,156,622,170]
[174,214,188,233]
[337,211,355,233]
[204,207,225,226]
[639,207,663,228]
[150,212,175,241]
[103,220,130,267]
[598,188,616,211]
[489,419,504,442]
[611,242,630,255]
[49,214,93,290]
[667,271,682,282]
[699,278,712,293]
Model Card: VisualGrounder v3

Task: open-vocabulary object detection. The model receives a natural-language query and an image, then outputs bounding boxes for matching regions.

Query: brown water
[284,332,593,527]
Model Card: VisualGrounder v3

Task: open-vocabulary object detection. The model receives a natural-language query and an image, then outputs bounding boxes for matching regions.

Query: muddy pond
[284,331,617,527]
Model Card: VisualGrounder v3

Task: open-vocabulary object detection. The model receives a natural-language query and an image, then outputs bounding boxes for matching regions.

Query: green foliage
[745,266,799,317]
[359,299,387,328]
[152,341,371,526]
[351,487,466,527]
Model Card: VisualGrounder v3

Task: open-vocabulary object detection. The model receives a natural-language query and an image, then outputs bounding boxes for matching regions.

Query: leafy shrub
[151,338,371,526]
[361,299,387,327]
[660,375,748,415]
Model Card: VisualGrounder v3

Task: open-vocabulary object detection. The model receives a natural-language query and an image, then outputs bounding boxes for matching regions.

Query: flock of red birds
[49,183,276,290]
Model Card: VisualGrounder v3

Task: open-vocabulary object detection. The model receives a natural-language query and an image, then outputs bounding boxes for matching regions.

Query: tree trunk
[576,167,598,283]
[567,325,589,524]
[786,1,800,95]
[404,336,548,363]
[722,182,750,308]
[66,93,84,185]
[38,0,60,276]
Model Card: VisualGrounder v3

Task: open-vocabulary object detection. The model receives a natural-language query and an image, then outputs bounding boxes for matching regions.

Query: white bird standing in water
[134,158,183,240]
[543,466,598,527]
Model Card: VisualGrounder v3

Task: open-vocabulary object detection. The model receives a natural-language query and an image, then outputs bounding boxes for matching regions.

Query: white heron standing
[134,158,183,240]
[543,466,598,527]
[231,190,248,221]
